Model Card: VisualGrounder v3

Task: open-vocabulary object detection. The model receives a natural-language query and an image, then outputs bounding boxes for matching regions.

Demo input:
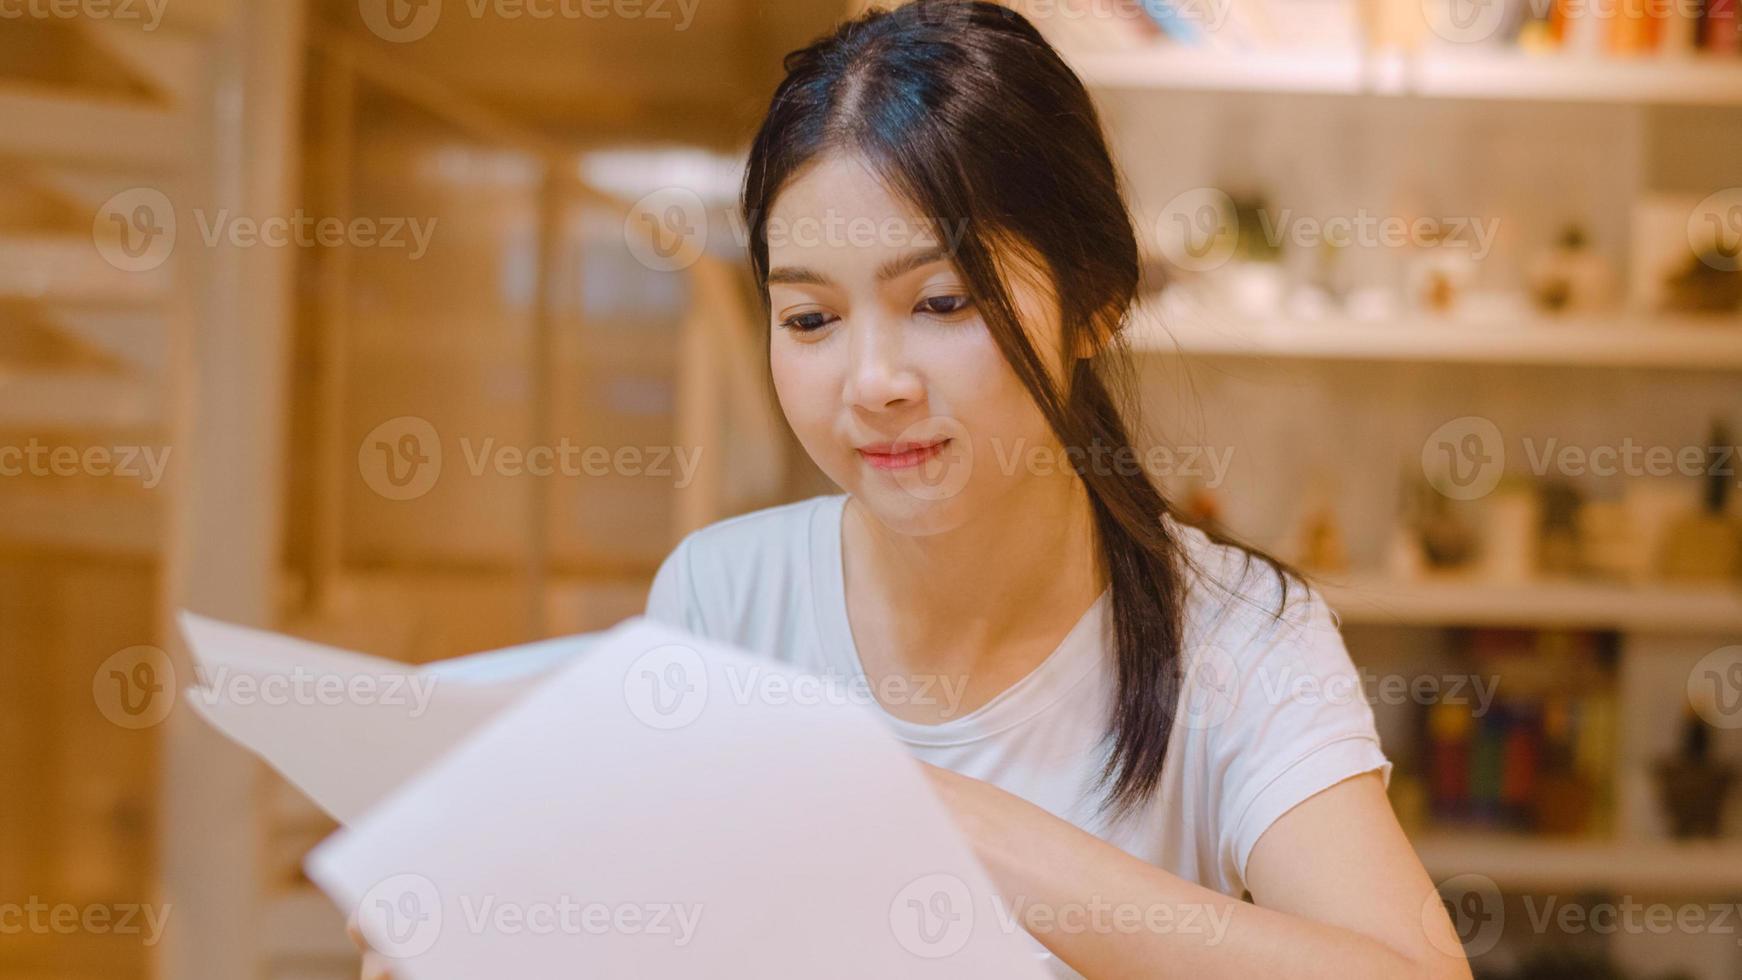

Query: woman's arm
[922,764,1472,980]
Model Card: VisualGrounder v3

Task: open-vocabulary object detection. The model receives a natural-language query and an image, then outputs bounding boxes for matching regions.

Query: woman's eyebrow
[767,246,952,287]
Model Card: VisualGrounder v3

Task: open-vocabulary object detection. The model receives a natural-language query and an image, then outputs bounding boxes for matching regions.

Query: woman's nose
[842,316,923,411]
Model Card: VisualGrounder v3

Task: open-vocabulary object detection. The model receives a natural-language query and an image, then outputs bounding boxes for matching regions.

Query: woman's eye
[779,310,836,333]
[917,294,973,317]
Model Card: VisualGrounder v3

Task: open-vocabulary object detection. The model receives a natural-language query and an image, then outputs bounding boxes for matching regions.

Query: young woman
[641,2,1471,979]
[359,2,1470,977]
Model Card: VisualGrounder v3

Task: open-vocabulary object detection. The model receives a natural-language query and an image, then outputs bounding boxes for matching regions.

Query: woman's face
[764,151,1074,536]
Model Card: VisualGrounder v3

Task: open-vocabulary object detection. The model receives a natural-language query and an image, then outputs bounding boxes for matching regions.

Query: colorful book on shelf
[1014,0,1160,54]
[1705,0,1739,53]
[1660,0,1701,55]
[1428,699,1472,821]
[1470,701,1507,826]
[1418,629,1617,835]
[1502,0,1742,55]
[1134,0,1206,45]
[1500,700,1540,824]
[1094,0,1167,47]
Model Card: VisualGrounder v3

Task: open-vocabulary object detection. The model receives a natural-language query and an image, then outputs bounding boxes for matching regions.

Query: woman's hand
[348,916,396,980]
[920,762,1469,980]
[916,761,993,839]
[917,760,1064,880]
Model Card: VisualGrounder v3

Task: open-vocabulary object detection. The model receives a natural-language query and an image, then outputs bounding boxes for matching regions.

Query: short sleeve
[644,533,708,635]
[1199,582,1392,888]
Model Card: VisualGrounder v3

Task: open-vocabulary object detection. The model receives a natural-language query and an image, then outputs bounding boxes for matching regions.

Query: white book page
[305,615,1054,980]
[177,612,591,824]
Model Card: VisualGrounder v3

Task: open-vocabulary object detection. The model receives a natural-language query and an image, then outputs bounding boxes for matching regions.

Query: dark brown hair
[742,0,1297,818]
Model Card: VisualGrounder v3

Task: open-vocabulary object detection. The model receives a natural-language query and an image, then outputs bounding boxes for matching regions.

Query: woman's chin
[848,479,974,538]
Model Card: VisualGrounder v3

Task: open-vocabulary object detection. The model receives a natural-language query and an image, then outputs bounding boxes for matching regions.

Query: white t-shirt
[644,493,1391,903]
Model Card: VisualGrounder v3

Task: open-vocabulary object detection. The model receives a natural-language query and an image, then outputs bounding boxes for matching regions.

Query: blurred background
[3,0,1742,977]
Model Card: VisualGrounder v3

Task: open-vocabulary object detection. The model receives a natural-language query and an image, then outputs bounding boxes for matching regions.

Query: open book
[178,613,1054,979]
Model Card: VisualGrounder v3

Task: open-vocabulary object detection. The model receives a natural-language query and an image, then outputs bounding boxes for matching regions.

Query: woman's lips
[857,438,951,471]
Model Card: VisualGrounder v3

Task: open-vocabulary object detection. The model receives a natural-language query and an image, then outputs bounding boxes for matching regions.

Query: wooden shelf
[1068,46,1742,106]
[1067,47,1369,96]
[1319,573,1742,633]
[1414,51,1742,107]
[262,887,354,962]
[1129,306,1742,370]
[1415,833,1742,892]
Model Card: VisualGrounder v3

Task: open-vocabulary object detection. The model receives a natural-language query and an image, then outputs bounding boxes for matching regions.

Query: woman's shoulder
[666,493,842,570]
[1163,513,1338,660]
[644,494,844,634]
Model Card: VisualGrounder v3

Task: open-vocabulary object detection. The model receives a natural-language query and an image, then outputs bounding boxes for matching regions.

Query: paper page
[176,612,591,824]
[305,615,1053,980]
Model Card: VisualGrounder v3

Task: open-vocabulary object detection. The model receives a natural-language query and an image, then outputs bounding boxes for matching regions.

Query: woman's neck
[841,474,1105,677]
